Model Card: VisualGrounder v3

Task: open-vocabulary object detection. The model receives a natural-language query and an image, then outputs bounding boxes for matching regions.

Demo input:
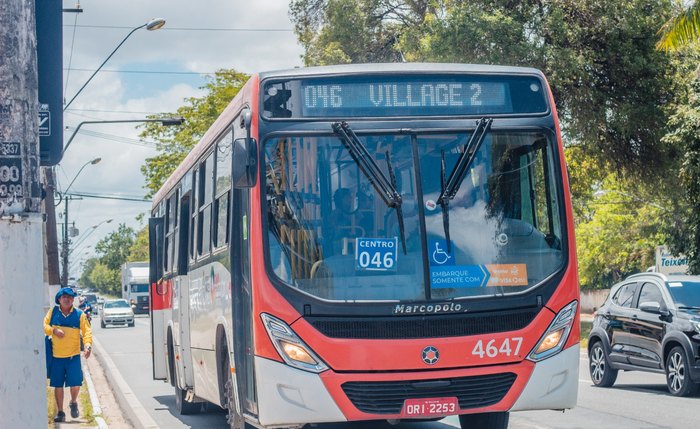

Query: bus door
[231,174,257,413]
[149,216,167,380]
[173,191,195,390]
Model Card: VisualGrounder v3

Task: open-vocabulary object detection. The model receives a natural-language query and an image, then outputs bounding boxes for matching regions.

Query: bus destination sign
[263,74,548,118]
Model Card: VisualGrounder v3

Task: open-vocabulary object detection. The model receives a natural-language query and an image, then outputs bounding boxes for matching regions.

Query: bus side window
[190,170,197,262]
[164,197,170,273]
[197,154,214,257]
[214,128,233,249]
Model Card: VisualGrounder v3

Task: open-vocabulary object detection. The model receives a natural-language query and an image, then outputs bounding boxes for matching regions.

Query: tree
[94,223,135,270]
[140,69,249,197]
[660,69,700,273]
[577,176,666,289]
[291,0,678,177]
[657,1,700,51]
[88,261,121,296]
[128,226,149,262]
[79,257,99,291]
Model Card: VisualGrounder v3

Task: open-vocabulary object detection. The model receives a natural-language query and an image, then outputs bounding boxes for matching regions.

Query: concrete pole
[43,167,61,305]
[0,0,48,427]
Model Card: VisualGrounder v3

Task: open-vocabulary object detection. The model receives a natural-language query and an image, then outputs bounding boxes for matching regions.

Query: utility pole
[0,0,48,427]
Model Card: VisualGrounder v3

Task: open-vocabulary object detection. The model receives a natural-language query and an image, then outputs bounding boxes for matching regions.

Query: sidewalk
[51,356,113,429]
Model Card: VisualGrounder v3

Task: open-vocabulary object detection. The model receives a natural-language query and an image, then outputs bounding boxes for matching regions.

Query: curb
[92,336,159,429]
[83,358,109,429]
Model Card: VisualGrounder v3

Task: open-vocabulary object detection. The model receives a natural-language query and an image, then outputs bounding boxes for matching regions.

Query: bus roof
[259,63,545,80]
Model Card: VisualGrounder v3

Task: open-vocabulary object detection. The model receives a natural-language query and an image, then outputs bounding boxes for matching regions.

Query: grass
[47,380,56,428]
[580,321,592,350]
[79,378,96,426]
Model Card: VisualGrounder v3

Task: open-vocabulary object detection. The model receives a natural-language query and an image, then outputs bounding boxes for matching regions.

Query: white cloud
[59,0,304,278]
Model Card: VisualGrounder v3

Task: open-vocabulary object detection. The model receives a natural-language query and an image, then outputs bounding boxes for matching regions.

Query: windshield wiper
[678,306,700,310]
[331,121,406,254]
[436,117,493,252]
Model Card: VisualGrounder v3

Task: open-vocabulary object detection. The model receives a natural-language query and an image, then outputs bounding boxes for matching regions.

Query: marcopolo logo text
[393,302,465,315]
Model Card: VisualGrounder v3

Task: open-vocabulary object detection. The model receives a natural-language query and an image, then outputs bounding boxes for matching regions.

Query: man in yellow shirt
[44,287,92,422]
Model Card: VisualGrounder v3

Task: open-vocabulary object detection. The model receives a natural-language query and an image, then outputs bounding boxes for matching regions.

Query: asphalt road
[93,315,699,429]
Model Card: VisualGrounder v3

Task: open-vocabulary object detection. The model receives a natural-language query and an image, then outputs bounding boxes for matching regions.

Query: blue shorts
[49,355,83,387]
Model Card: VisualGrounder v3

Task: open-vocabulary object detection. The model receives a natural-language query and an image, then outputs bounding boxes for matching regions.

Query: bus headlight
[261,313,328,373]
[528,301,578,362]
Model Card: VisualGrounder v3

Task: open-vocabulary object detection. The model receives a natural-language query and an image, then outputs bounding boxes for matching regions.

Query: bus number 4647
[471,337,523,358]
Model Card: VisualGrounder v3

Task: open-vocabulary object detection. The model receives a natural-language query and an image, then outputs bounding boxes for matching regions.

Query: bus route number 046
[357,251,395,270]
[471,337,523,359]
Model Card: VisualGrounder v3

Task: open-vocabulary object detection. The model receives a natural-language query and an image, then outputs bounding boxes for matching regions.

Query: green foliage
[290,0,410,65]
[657,1,700,51]
[94,224,135,271]
[660,71,700,273]
[88,262,120,296]
[291,0,677,176]
[576,176,666,289]
[140,69,249,198]
[78,257,99,291]
[79,224,137,294]
[128,227,149,262]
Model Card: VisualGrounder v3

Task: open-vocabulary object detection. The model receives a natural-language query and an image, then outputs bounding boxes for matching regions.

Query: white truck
[121,262,150,315]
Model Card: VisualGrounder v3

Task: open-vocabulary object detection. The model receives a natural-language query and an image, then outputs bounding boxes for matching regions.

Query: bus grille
[341,373,517,414]
[306,309,538,339]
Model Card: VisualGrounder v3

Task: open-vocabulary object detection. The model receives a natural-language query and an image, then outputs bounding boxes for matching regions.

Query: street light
[62,117,184,156]
[60,157,101,286]
[71,218,113,250]
[63,17,167,111]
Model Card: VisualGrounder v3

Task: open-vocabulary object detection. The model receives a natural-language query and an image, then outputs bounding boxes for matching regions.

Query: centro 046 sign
[355,237,398,271]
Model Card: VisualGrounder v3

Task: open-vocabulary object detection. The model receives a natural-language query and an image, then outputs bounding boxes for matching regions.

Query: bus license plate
[400,397,459,418]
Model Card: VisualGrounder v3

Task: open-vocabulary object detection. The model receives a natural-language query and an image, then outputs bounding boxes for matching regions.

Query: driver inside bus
[329,188,364,255]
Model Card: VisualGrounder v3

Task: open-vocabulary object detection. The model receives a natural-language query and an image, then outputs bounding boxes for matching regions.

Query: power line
[64,67,211,76]
[65,108,160,115]
[67,192,152,203]
[63,126,160,148]
[64,12,80,94]
[63,24,294,32]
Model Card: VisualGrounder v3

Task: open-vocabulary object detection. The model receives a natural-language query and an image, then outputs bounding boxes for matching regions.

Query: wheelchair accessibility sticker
[429,239,455,266]
[355,237,398,271]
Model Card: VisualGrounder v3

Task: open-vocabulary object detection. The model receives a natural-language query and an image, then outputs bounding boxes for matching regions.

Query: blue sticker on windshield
[430,265,490,288]
[356,237,398,271]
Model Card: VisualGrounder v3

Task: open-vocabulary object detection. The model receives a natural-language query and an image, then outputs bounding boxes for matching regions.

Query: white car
[101,299,135,328]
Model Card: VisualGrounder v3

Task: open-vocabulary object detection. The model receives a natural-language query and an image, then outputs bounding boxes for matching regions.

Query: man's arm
[43,308,54,336]
[80,312,93,350]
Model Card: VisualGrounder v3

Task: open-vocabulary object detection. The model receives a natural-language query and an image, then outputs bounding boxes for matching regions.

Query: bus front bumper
[255,344,578,426]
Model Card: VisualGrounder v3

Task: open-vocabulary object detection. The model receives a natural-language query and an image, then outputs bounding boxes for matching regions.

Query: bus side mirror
[232,137,258,188]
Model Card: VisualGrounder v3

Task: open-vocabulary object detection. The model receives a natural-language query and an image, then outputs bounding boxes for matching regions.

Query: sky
[58,0,304,279]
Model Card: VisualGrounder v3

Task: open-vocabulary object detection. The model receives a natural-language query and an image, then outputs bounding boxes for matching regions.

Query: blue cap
[55,287,77,305]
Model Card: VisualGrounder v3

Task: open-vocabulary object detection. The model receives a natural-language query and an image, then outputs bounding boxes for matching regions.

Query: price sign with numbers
[0,143,23,200]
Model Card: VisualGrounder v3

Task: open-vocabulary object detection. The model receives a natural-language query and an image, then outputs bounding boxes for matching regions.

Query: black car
[588,273,700,396]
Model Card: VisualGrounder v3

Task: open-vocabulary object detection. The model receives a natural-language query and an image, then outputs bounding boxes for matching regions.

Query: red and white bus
[149,63,579,429]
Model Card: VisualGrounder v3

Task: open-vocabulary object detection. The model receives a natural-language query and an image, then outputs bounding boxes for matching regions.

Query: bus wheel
[458,412,509,429]
[175,384,201,415]
[224,355,245,429]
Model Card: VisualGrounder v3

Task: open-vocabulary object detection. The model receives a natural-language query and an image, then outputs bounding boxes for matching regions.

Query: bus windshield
[264,130,565,302]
